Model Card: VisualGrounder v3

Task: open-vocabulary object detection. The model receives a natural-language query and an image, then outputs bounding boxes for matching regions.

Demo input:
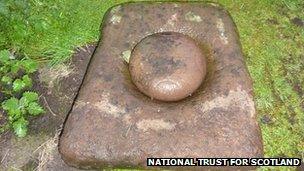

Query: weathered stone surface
[59,2,263,169]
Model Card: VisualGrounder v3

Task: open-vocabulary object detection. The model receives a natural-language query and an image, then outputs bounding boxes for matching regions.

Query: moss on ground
[0,0,303,170]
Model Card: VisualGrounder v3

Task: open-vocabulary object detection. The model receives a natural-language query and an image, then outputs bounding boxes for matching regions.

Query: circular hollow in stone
[129,32,207,101]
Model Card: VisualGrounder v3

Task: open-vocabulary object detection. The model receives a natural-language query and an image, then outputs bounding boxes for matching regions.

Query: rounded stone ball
[129,32,207,102]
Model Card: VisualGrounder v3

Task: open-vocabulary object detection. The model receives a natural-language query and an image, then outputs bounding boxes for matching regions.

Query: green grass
[0,0,303,169]
[224,0,304,159]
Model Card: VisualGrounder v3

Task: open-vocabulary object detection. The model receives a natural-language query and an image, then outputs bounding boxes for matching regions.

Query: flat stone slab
[59,2,263,169]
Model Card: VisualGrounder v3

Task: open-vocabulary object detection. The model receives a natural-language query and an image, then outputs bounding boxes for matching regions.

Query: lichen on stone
[110,15,122,24]
[136,119,176,132]
[110,5,121,15]
[216,18,229,44]
[93,92,126,117]
[173,3,180,8]
[121,50,131,63]
[109,5,122,25]
[185,11,202,22]
[200,87,255,118]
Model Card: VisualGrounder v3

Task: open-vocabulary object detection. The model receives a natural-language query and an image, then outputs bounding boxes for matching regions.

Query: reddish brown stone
[129,32,206,101]
[59,2,263,169]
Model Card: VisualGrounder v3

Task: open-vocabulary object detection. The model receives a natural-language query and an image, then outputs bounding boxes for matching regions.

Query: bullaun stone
[59,2,263,169]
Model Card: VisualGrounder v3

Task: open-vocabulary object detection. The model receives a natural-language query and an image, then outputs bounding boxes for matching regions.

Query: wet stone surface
[59,2,264,169]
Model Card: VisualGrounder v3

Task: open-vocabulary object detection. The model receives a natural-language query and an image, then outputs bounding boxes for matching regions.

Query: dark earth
[59,2,263,169]
[291,17,304,27]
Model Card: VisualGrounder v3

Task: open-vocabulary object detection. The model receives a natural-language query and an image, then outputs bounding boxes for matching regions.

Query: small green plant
[0,49,44,137]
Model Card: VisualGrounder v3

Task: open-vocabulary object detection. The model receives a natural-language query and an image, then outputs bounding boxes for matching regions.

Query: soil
[260,114,272,125]
[266,18,279,25]
[0,44,96,170]
[291,17,304,27]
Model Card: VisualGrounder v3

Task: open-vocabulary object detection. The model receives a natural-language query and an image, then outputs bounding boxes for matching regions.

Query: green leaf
[12,117,28,137]
[11,61,21,74]
[1,75,12,84]
[13,79,25,92]
[23,91,38,103]
[19,96,29,108]
[22,75,32,87]
[20,91,38,107]
[0,66,10,73]
[27,102,44,116]
[2,98,19,111]
[8,109,22,121]
[22,59,38,74]
[2,98,22,120]
[0,50,10,64]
